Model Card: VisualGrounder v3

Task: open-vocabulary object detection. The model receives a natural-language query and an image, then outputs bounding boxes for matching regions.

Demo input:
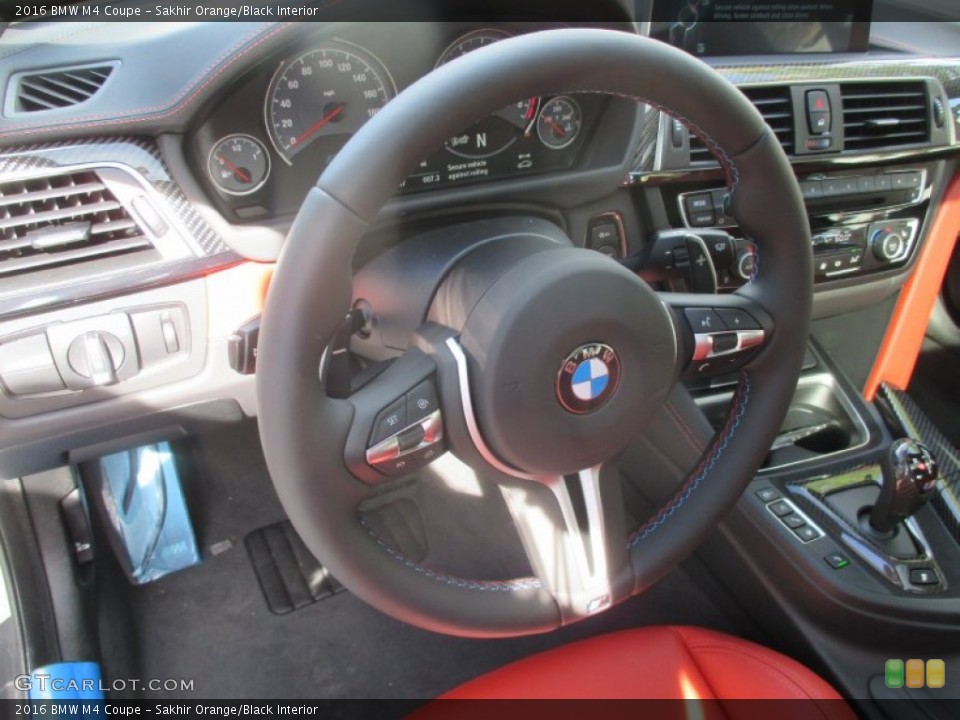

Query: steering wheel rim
[257,28,812,637]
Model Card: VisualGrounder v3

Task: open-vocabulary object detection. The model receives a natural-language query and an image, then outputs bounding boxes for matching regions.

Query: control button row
[681,171,924,233]
[682,191,726,228]
[801,171,923,201]
[366,409,445,477]
[369,379,439,446]
[765,498,824,544]
[683,307,761,334]
[815,248,864,278]
[683,308,763,379]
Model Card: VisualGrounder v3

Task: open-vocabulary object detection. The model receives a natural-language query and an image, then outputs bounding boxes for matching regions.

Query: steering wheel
[257,28,812,637]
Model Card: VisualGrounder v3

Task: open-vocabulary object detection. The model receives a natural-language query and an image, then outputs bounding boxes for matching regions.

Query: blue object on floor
[93,441,200,584]
[27,661,105,700]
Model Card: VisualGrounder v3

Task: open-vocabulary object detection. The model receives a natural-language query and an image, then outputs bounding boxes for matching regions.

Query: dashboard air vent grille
[0,171,153,277]
[689,85,794,164]
[15,65,114,113]
[841,81,930,151]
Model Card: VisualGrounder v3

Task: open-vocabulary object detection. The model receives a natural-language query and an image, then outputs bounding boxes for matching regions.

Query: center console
[691,340,960,704]
[661,165,931,290]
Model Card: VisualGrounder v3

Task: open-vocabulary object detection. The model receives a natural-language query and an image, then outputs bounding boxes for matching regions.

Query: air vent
[14,64,114,113]
[689,86,795,164]
[0,171,155,278]
[841,81,930,152]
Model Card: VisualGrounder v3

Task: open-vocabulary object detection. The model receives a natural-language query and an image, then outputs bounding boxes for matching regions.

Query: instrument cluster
[193,23,614,220]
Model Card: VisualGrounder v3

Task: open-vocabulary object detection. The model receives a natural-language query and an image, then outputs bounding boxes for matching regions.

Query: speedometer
[265,40,395,164]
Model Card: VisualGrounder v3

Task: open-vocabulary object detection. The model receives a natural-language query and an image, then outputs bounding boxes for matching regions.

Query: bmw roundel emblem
[556,343,621,414]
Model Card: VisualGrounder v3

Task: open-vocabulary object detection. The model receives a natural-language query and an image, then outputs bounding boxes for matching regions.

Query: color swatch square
[885,659,904,688]
[926,659,945,689]
[906,659,925,688]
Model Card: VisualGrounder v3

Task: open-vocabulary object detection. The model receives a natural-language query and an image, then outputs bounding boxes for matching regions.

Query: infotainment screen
[648,0,873,56]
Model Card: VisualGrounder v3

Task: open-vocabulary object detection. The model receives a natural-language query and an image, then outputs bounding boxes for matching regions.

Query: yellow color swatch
[926,659,945,689]
[906,659,925,688]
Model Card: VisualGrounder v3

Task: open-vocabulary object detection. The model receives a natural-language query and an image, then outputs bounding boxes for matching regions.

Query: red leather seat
[429,626,857,720]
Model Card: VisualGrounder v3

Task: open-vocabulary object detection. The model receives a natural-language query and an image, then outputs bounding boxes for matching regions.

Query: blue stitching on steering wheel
[360,518,544,593]
[629,373,752,546]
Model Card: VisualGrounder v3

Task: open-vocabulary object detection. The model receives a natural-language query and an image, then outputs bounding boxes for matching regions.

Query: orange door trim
[864,172,960,401]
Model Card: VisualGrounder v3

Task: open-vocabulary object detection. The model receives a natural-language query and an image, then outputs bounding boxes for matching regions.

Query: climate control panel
[673,168,926,285]
[812,218,918,281]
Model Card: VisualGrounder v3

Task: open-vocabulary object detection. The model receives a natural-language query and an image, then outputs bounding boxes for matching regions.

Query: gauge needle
[218,156,251,184]
[294,104,345,146]
[543,117,567,138]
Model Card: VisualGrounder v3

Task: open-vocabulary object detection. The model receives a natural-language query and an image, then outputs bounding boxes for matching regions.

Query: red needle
[218,156,250,184]
[524,98,537,121]
[543,116,567,138]
[293,104,345,146]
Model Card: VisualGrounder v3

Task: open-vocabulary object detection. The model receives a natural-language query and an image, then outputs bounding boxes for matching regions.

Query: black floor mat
[246,521,344,615]
[99,420,744,700]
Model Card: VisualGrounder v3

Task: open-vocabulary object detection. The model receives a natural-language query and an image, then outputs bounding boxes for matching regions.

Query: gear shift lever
[869,438,940,534]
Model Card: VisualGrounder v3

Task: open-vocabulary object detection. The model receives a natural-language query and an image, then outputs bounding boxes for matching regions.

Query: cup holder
[793,424,851,454]
[697,373,869,471]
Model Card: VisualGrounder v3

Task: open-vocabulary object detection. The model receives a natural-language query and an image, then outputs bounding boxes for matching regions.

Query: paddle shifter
[869,438,940,534]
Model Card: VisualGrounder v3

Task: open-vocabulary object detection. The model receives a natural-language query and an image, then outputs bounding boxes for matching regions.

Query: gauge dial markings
[265,40,395,164]
[206,134,270,196]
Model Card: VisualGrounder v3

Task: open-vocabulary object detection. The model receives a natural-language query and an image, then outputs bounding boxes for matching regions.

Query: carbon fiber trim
[879,383,960,547]
[0,138,228,257]
[632,104,660,173]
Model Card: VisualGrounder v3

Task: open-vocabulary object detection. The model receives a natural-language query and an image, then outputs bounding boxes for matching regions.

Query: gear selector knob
[869,438,939,534]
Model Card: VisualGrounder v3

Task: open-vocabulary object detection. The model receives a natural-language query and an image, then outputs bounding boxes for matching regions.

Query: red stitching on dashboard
[0,22,104,63]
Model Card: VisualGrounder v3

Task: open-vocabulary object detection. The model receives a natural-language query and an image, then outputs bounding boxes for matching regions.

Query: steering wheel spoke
[501,464,632,622]
[661,291,774,382]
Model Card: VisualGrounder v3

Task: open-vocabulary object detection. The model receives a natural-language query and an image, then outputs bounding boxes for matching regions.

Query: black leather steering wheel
[257,28,812,637]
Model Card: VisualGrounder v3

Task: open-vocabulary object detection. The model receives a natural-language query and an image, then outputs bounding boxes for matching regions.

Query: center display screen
[649,0,872,56]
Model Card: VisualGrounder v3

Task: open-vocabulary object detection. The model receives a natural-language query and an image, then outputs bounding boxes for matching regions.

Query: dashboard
[190,22,619,221]
[0,3,959,480]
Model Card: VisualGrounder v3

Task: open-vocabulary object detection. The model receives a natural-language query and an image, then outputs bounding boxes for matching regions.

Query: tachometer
[435,29,539,159]
[265,40,395,164]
